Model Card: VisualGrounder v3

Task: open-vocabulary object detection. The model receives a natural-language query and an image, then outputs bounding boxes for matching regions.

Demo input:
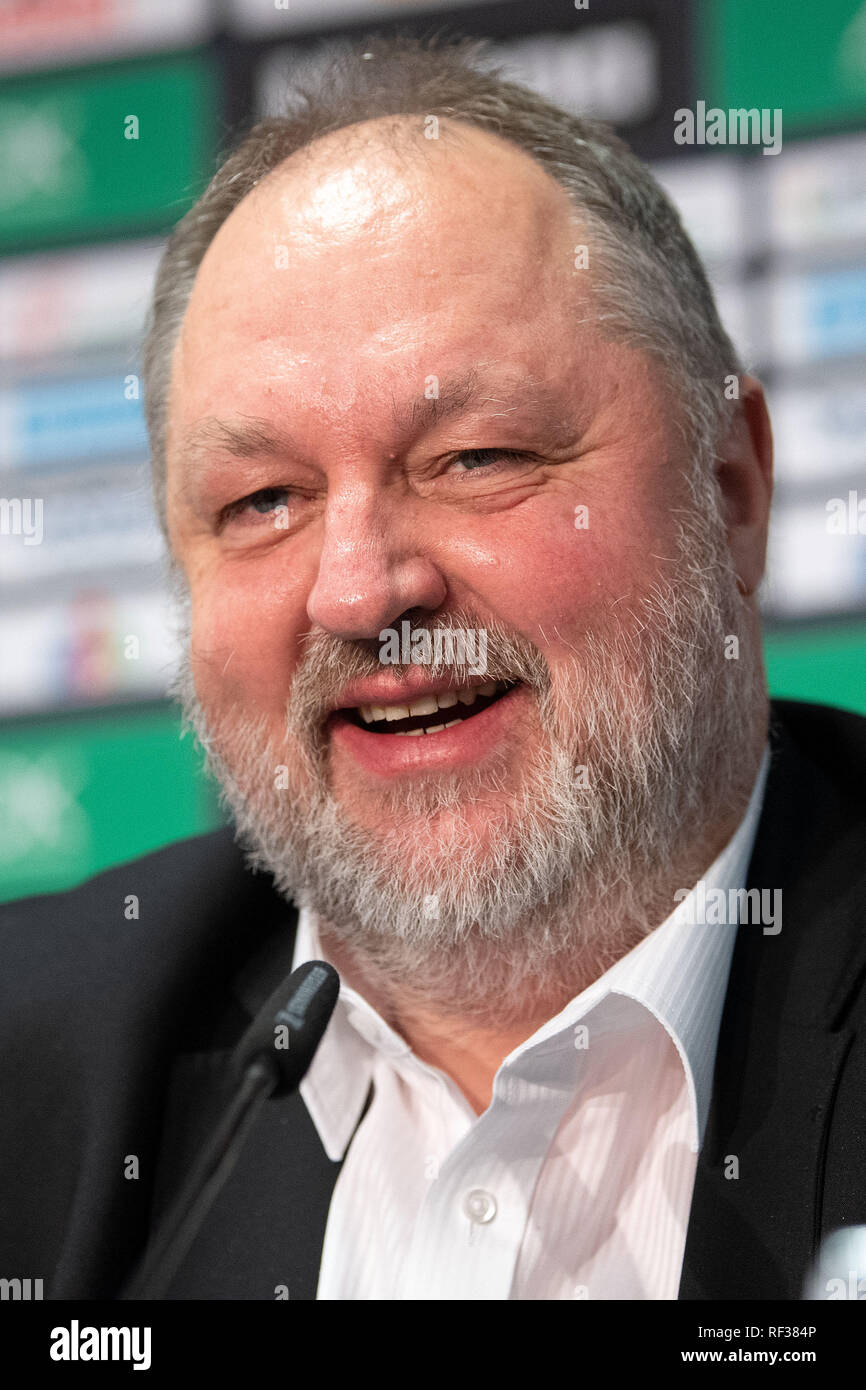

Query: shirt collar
[296,745,771,1159]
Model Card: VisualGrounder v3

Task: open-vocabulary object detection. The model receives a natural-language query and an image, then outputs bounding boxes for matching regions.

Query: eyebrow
[180,368,567,472]
[389,367,486,436]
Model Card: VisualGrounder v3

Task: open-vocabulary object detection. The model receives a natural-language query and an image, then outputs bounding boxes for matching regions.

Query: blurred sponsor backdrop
[1,0,864,901]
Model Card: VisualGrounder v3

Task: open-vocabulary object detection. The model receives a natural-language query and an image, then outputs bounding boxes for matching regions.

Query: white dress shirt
[293,746,771,1300]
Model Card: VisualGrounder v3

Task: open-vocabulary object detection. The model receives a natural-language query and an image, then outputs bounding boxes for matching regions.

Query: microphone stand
[119,960,340,1300]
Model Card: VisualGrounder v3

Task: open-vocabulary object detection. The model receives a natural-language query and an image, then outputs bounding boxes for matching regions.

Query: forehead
[208,114,576,263]
[169,117,589,437]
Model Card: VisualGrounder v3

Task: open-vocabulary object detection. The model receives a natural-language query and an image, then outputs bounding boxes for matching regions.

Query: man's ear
[713,374,774,598]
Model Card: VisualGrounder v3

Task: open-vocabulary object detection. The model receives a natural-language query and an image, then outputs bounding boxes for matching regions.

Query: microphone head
[804,1225,866,1299]
[233,960,340,1096]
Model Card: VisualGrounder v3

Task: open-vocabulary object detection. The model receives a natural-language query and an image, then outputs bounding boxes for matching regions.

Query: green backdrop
[699,0,866,131]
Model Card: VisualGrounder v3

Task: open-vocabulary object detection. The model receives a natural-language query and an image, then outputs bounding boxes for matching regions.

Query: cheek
[466,491,662,642]
[188,573,303,713]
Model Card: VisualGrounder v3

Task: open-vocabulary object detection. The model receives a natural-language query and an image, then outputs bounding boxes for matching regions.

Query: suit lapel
[154,1054,357,1300]
[679,1023,852,1298]
[680,705,866,1298]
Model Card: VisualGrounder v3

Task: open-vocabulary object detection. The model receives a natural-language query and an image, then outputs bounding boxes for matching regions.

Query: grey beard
[169,504,766,1027]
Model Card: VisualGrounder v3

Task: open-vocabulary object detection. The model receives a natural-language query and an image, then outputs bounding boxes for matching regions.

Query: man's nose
[306,487,447,641]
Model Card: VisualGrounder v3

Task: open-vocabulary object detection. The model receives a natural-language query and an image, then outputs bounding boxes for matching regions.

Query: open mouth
[344,679,520,736]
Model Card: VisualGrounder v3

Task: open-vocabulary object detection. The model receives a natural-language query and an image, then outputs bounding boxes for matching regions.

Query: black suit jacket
[1,698,865,1300]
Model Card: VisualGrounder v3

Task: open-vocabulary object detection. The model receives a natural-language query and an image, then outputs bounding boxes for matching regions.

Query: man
[1,34,864,1301]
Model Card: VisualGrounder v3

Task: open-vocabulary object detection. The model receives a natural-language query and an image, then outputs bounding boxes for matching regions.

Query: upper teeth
[358,680,503,724]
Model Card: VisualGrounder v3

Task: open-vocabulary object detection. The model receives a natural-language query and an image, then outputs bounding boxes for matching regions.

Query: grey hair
[142,31,742,539]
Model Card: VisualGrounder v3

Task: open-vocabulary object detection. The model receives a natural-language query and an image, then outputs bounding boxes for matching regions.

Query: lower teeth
[394,718,463,737]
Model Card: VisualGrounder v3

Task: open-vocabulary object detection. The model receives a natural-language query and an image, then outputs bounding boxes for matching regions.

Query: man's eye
[447,449,529,474]
[224,487,290,523]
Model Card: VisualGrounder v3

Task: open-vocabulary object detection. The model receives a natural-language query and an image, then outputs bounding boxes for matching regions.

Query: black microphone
[120,960,340,1300]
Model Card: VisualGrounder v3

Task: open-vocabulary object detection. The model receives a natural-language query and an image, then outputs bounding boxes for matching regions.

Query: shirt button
[462,1189,497,1224]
